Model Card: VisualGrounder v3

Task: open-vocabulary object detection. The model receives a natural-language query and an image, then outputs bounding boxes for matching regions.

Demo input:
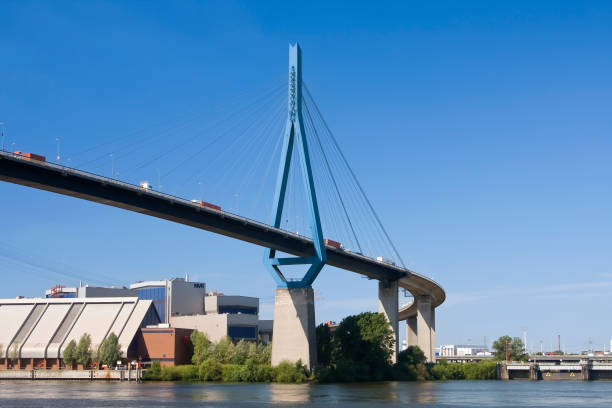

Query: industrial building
[172,293,272,343]
[130,278,206,323]
[439,344,490,357]
[0,297,159,369]
[137,326,194,367]
[1,276,274,369]
[45,285,136,298]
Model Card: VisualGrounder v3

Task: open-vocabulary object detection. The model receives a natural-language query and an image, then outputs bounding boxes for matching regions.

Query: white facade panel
[108,302,135,338]
[117,300,153,354]
[61,303,122,353]
[21,303,71,358]
[0,304,35,356]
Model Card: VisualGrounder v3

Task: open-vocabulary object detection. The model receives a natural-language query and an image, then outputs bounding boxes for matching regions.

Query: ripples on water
[0,380,609,407]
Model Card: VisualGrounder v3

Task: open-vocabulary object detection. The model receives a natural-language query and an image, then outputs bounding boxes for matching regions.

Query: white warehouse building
[0,297,159,369]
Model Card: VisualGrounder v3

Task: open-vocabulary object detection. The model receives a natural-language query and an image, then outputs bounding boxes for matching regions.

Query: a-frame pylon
[263,43,326,289]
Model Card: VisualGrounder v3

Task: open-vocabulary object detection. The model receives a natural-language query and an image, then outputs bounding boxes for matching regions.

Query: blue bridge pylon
[263,43,326,289]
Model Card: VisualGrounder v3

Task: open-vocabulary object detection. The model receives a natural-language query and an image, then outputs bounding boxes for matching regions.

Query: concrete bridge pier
[378,280,399,363]
[417,295,436,362]
[406,315,418,347]
[270,287,317,371]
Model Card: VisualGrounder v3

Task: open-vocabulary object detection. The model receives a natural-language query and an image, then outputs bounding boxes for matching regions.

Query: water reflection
[0,380,611,407]
[269,383,312,403]
[405,381,437,404]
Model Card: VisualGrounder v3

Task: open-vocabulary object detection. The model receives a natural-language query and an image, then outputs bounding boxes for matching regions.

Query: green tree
[231,340,250,365]
[63,340,77,368]
[190,330,211,365]
[393,346,429,380]
[316,323,332,366]
[99,332,122,367]
[492,335,528,362]
[324,312,394,381]
[215,336,235,363]
[10,342,19,368]
[76,333,93,368]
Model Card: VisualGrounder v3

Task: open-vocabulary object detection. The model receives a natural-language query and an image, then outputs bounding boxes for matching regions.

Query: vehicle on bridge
[376,256,396,266]
[324,238,342,250]
[13,151,47,162]
[139,181,153,190]
[190,199,221,211]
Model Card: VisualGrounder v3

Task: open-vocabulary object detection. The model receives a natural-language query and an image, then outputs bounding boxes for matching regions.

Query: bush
[429,360,496,380]
[144,361,162,380]
[199,358,223,381]
[239,359,274,382]
[222,364,243,382]
[160,365,198,381]
[392,346,430,381]
[274,360,307,383]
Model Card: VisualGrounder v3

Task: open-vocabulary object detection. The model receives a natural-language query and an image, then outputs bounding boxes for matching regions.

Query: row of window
[218,306,257,315]
[138,287,166,301]
[228,326,257,339]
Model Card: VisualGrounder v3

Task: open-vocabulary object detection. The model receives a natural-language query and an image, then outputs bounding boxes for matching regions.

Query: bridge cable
[303,97,363,253]
[304,84,406,268]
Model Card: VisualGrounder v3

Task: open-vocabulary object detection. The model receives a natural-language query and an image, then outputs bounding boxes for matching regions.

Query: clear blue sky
[1,1,611,353]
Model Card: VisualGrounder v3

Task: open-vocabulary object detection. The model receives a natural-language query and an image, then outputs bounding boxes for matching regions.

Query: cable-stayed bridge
[0,43,444,368]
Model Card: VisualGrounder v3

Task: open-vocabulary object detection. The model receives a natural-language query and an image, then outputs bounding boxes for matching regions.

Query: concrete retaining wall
[0,369,140,380]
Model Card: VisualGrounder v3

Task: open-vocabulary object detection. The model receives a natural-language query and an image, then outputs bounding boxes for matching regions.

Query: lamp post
[56,138,61,163]
[110,154,114,178]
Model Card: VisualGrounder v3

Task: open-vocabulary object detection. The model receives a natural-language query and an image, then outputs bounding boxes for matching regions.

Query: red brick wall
[137,328,193,367]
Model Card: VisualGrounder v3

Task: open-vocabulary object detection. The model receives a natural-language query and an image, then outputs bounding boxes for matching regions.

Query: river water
[0,380,609,407]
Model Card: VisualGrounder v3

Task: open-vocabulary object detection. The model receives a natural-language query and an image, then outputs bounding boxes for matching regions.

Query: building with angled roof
[0,297,159,369]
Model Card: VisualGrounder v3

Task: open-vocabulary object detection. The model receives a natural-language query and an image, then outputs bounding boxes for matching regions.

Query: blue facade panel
[137,287,166,322]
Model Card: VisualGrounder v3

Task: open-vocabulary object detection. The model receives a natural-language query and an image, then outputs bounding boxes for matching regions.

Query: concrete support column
[529,364,537,381]
[417,295,435,362]
[406,315,418,347]
[378,280,399,363]
[271,287,316,372]
[430,305,436,360]
[581,363,590,381]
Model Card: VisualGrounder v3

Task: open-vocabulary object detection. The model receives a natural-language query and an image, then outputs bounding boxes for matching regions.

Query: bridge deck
[0,151,444,315]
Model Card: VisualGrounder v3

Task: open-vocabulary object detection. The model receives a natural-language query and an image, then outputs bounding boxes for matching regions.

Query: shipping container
[324,238,342,249]
[22,152,46,162]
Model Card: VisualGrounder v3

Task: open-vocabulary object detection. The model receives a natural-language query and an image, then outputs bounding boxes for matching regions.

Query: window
[228,326,257,339]
[218,306,257,315]
[138,287,166,322]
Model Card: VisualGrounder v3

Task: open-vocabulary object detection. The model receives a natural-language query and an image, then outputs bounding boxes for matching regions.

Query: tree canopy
[317,312,395,381]
[63,339,78,367]
[76,333,93,367]
[191,330,211,365]
[99,332,122,367]
[492,335,528,361]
